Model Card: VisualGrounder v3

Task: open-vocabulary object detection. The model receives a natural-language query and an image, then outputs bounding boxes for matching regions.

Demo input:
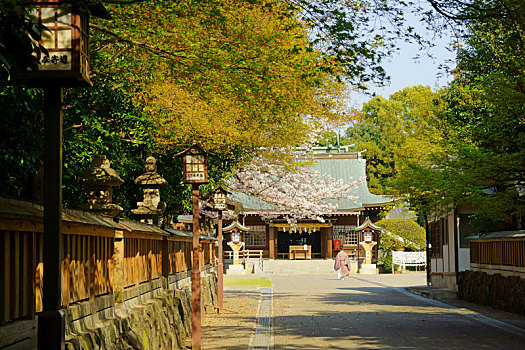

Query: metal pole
[192,184,201,350]
[38,85,65,349]
[424,213,431,288]
[217,210,223,311]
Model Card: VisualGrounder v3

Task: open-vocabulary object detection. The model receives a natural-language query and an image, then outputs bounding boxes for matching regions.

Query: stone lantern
[132,156,167,225]
[78,155,123,217]
[355,218,381,274]
[223,220,249,266]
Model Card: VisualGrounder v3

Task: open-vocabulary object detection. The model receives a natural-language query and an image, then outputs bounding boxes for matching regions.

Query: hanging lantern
[182,145,208,184]
[25,0,110,86]
[213,186,228,211]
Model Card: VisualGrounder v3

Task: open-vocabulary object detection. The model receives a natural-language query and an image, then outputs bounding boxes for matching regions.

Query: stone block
[226,264,246,275]
[359,264,378,274]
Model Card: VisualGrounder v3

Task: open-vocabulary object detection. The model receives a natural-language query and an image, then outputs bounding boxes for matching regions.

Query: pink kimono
[334,250,350,279]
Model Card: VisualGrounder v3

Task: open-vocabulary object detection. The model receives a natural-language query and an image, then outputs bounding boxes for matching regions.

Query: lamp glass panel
[57,29,72,48]
[41,7,55,25]
[57,8,71,25]
[41,28,55,49]
[232,232,240,242]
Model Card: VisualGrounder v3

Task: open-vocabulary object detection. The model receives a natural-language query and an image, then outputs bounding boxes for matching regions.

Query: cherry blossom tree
[226,148,360,226]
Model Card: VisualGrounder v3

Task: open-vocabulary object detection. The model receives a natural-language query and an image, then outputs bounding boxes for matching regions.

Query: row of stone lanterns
[76,149,225,350]
[24,1,223,347]
[78,155,168,224]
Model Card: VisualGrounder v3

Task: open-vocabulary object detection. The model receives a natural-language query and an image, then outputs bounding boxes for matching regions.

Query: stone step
[258,259,335,275]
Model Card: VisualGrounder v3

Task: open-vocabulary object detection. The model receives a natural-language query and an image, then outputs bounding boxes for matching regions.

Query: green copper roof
[355,218,382,231]
[223,220,250,232]
[232,152,391,212]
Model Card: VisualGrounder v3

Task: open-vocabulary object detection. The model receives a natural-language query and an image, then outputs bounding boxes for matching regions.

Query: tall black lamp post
[24,1,110,348]
[213,185,228,311]
[182,145,208,350]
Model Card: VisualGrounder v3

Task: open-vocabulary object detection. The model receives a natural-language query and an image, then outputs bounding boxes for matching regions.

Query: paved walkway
[202,273,525,349]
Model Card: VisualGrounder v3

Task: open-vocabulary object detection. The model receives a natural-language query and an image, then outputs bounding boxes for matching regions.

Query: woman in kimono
[334,250,350,280]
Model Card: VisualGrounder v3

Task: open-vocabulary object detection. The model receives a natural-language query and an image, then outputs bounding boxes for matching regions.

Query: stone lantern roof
[133,156,167,188]
[131,157,167,225]
[79,154,124,187]
[78,155,123,217]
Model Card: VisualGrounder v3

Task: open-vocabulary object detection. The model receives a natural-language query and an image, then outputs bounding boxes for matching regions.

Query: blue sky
[349,14,457,107]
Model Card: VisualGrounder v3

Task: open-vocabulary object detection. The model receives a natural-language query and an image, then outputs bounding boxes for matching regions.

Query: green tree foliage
[0,86,43,199]
[376,218,426,252]
[87,0,385,152]
[1,0,367,214]
[345,85,444,194]
[62,74,243,216]
[392,1,525,229]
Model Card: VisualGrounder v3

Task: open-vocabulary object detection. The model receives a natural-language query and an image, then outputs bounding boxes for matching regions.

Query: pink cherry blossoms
[227,148,359,226]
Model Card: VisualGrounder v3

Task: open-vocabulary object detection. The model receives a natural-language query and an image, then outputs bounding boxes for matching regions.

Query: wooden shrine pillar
[268,226,276,259]
[320,228,326,258]
[327,226,333,259]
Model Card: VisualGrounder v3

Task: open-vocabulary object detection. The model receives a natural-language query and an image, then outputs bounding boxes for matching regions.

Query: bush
[383,253,392,273]
[376,218,425,252]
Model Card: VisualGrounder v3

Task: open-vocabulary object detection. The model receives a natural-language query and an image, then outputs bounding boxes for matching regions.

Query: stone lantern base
[359,263,378,274]
[226,264,246,275]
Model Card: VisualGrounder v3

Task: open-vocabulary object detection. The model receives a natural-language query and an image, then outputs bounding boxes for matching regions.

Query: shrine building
[230,146,392,260]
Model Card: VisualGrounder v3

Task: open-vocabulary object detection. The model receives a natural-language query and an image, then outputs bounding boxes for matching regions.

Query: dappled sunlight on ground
[201,288,260,350]
[201,274,525,349]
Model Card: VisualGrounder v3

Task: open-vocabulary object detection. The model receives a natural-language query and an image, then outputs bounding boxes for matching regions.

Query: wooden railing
[225,249,263,261]
[470,238,525,267]
[0,197,216,325]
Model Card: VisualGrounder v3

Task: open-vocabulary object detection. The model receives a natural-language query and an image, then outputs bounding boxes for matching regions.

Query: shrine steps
[257,258,335,275]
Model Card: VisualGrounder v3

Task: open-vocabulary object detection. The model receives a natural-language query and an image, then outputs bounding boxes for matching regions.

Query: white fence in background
[392,251,426,273]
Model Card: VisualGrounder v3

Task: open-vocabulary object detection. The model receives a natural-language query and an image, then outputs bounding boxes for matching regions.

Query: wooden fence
[0,197,216,325]
[470,237,525,267]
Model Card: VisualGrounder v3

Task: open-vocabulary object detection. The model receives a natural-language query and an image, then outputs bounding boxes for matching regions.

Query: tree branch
[90,23,189,63]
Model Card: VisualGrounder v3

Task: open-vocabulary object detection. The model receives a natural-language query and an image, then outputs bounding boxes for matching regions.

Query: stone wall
[430,273,457,290]
[457,270,525,316]
[62,269,217,350]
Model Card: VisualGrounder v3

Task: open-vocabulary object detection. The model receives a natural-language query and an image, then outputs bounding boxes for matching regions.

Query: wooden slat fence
[62,233,114,307]
[167,239,192,274]
[1,230,42,325]
[124,236,163,287]
[0,218,216,326]
[470,238,525,267]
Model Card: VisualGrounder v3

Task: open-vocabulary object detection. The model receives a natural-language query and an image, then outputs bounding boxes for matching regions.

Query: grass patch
[223,277,272,287]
